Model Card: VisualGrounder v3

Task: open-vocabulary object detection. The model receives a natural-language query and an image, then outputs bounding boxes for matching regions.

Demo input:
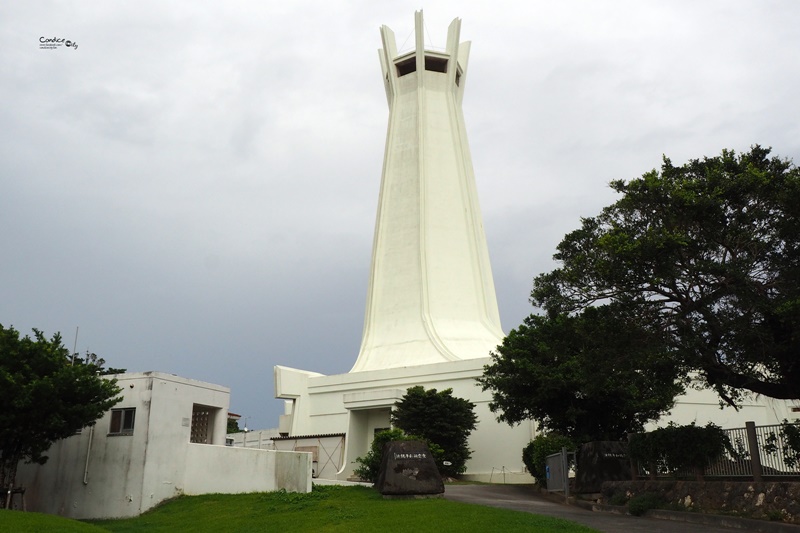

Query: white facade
[273,13,532,482]
[272,11,799,484]
[16,372,311,519]
[352,10,505,372]
[275,360,536,482]
[659,382,800,430]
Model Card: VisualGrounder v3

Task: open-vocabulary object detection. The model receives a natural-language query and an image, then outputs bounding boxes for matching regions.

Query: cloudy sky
[2,1,799,429]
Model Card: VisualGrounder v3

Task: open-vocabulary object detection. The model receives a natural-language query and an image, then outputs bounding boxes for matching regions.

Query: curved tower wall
[351,12,504,372]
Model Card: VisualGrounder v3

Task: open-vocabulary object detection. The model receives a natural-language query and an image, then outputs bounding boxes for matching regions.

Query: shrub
[628,422,732,476]
[607,491,629,506]
[627,492,663,516]
[522,433,575,487]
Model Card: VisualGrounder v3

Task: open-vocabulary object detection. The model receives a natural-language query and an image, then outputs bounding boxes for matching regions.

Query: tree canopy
[531,146,800,405]
[479,304,683,442]
[0,325,122,491]
[391,386,477,477]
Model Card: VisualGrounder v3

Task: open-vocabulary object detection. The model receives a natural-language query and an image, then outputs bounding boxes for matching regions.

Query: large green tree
[532,146,800,405]
[479,304,683,442]
[0,325,122,492]
[391,386,477,477]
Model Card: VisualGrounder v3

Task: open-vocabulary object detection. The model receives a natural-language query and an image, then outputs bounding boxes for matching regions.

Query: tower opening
[395,56,416,77]
[424,56,448,73]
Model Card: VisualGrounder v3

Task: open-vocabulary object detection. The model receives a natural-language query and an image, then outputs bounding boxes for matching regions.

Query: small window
[395,57,416,77]
[109,408,136,436]
[455,67,463,87]
[424,56,447,73]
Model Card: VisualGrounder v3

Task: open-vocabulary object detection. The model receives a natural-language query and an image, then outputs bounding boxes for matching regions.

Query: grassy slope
[0,509,109,533]
[88,485,599,533]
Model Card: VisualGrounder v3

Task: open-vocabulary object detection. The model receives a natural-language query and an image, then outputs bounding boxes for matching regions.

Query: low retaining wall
[184,444,312,495]
[601,480,800,524]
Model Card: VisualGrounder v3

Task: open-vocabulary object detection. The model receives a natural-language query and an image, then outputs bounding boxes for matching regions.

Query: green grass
[0,509,109,533]
[83,485,599,533]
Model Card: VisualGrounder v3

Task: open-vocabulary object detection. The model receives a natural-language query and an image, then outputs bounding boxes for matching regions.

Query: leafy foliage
[628,422,732,476]
[0,325,122,492]
[479,304,682,442]
[522,433,575,487]
[391,386,478,477]
[627,492,665,516]
[226,418,242,434]
[531,146,800,405]
[763,419,800,468]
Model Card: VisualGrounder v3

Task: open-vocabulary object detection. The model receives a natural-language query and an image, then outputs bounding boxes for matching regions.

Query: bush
[628,422,732,476]
[522,433,575,487]
[607,491,629,506]
[627,492,663,516]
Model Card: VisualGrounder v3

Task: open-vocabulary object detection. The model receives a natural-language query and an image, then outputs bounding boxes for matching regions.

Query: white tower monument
[351,11,505,372]
[274,12,535,482]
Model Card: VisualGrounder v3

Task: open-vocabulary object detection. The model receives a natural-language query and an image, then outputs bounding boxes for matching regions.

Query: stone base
[382,494,445,500]
[602,480,800,525]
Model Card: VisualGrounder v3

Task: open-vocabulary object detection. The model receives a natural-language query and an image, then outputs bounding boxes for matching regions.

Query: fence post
[745,421,763,482]
[627,433,637,480]
[561,447,569,502]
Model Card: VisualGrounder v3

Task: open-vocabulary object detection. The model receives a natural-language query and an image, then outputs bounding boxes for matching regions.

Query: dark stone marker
[375,440,444,497]
[576,441,631,493]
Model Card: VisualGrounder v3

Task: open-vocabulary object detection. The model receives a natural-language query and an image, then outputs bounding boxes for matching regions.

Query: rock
[375,440,444,497]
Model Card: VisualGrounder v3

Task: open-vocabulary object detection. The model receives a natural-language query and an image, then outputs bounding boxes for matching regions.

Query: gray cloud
[2,1,799,428]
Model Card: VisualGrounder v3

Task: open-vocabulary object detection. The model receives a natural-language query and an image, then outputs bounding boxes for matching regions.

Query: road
[443,484,755,533]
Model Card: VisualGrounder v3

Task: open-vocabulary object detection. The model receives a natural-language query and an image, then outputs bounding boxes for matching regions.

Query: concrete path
[443,484,751,533]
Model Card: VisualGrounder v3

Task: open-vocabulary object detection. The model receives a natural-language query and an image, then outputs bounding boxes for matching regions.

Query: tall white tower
[351,11,505,372]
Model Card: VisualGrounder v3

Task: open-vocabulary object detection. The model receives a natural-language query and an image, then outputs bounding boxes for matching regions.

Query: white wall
[276,359,536,482]
[16,372,311,519]
[276,360,799,483]
[183,445,311,495]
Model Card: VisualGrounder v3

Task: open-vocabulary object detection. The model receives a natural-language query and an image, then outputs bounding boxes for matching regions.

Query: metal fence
[753,423,800,476]
[637,421,800,480]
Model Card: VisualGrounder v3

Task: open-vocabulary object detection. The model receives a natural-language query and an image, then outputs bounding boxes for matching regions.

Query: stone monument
[375,440,444,497]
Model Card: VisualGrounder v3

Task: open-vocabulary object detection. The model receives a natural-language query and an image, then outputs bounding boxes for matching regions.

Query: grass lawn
[1,485,600,532]
[0,509,110,533]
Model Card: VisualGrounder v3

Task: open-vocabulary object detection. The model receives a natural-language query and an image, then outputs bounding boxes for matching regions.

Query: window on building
[424,56,448,73]
[395,56,416,77]
[109,408,136,436]
[191,404,222,444]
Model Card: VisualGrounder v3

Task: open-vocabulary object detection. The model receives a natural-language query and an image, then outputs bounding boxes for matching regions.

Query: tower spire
[351,11,504,372]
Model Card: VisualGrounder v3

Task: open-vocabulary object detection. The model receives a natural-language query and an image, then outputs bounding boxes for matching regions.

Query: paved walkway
[443,484,754,533]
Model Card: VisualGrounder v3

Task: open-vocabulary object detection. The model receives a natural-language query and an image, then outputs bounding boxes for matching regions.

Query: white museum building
[14,372,311,519]
[272,11,800,483]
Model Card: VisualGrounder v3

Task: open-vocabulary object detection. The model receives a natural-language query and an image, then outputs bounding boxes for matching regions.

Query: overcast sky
[2,1,799,429]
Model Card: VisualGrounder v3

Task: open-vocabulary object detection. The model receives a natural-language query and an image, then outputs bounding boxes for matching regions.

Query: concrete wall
[183,445,311,495]
[276,359,536,482]
[272,435,345,480]
[658,383,800,429]
[16,372,311,519]
[228,428,280,449]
